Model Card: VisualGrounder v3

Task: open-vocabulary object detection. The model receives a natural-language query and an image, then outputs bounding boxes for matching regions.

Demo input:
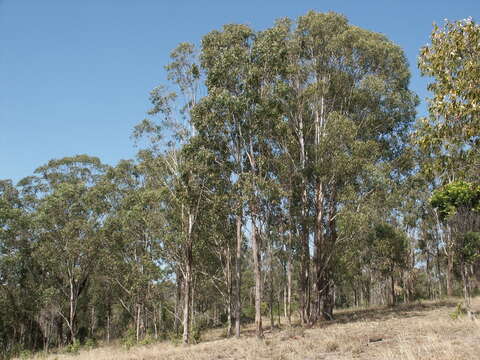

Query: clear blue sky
[1,0,478,183]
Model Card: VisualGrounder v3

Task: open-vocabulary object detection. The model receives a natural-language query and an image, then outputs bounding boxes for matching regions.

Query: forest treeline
[1,11,479,358]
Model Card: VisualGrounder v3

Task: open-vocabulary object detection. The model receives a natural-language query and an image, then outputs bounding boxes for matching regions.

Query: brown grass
[23,297,480,360]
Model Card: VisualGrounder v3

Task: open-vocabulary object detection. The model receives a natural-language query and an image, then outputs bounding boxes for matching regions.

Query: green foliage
[83,338,97,350]
[167,332,182,346]
[64,340,81,354]
[430,181,480,264]
[121,329,137,350]
[419,18,480,127]
[19,350,33,360]
[430,181,480,220]
[449,302,467,320]
[0,9,465,355]
[368,223,408,275]
[416,18,480,179]
[460,232,480,264]
[139,335,156,346]
[190,325,202,344]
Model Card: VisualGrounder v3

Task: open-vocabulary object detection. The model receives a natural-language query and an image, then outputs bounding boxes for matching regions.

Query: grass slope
[24,298,480,360]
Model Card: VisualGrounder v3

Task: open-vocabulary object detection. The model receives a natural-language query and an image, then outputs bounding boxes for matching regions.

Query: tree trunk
[56,317,63,347]
[153,308,158,340]
[89,306,96,339]
[313,181,324,323]
[312,92,325,324]
[174,269,182,336]
[321,278,334,320]
[436,244,443,298]
[447,250,454,297]
[251,217,263,339]
[298,113,310,325]
[190,277,195,333]
[235,213,242,338]
[390,274,396,306]
[299,195,310,324]
[106,308,110,344]
[286,232,293,326]
[68,278,76,343]
[277,290,281,326]
[461,260,473,318]
[183,212,194,345]
[268,237,274,330]
[426,254,432,299]
[159,302,163,335]
[136,303,141,342]
[321,190,336,321]
[226,243,233,337]
[182,260,192,345]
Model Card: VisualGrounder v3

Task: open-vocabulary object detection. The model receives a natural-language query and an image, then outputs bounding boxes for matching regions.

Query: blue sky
[1,0,479,183]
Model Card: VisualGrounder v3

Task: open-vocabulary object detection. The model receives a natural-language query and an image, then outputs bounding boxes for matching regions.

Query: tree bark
[226,243,233,337]
[390,274,396,306]
[251,217,263,339]
[182,258,192,345]
[297,113,310,325]
[183,213,194,345]
[174,269,182,336]
[286,235,293,326]
[136,303,141,342]
[313,181,324,323]
[68,278,77,343]
[235,213,242,338]
[447,250,454,297]
[267,238,274,330]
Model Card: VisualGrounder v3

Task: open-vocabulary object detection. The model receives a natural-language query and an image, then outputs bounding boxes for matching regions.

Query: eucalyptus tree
[15,155,110,343]
[417,18,480,181]
[415,19,480,297]
[134,41,211,344]
[292,11,417,320]
[196,23,258,337]
[197,21,288,338]
[102,160,166,342]
[369,223,408,306]
[430,181,480,313]
[260,18,312,325]
[0,180,42,355]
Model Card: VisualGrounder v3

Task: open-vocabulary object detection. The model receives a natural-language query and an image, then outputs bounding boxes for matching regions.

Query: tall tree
[134,42,207,344]
[17,155,109,343]
[290,11,417,321]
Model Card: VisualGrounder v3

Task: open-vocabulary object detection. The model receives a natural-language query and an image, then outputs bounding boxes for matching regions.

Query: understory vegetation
[1,11,479,360]
[16,298,480,360]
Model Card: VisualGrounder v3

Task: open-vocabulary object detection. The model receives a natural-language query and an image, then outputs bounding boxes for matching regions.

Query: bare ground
[25,297,480,360]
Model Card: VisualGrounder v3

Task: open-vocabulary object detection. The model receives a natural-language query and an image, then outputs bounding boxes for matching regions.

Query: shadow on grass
[325,299,458,326]
[207,299,460,341]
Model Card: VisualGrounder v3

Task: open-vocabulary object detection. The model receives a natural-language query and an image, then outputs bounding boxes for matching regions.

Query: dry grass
[23,298,480,360]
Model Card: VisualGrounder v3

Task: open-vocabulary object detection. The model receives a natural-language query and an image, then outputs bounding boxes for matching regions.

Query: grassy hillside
[22,298,480,360]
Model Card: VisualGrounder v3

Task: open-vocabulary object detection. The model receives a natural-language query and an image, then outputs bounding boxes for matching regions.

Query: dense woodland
[1,11,479,358]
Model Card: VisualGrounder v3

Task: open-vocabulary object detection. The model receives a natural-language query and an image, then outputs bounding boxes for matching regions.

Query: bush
[64,340,80,354]
[167,331,182,345]
[121,328,137,350]
[139,334,155,346]
[450,302,467,320]
[191,325,202,344]
[84,338,97,349]
[19,350,33,359]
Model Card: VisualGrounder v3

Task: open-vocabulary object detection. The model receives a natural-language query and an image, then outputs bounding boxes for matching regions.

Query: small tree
[368,223,408,306]
[431,181,480,315]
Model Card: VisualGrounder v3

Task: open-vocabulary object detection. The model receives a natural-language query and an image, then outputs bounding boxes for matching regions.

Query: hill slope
[25,298,480,360]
